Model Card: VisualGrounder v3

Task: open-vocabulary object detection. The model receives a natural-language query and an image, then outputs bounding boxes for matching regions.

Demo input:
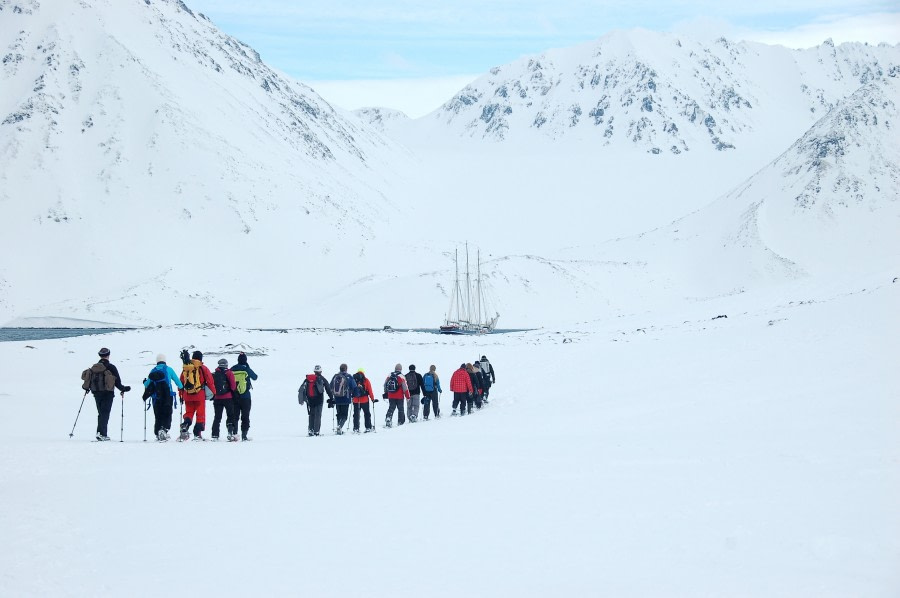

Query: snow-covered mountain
[0,1,897,329]
[427,30,899,156]
[353,106,410,135]
[0,0,410,322]
[571,76,900,309]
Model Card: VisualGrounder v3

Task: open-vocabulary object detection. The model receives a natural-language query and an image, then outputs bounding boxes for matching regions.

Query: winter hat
[481,355,487,360]
[314,365,322,373]
[98,347,110,357]
[394,363,402,372]
[357,368,365,374]
[218,358,228,368]
[459,363,466,369]
[237,352,248,364]
[408,364,416,371]
[473,362,481,369]
[340,363,348,372]
[156,354,166,363]
[192,350,203,361]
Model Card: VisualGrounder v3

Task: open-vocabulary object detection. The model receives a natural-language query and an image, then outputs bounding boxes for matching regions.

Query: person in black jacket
[301,365,333,437]
[89,347,131,441]
[478,355,495,403]
[405,365,425,422]
[231,352,258,441]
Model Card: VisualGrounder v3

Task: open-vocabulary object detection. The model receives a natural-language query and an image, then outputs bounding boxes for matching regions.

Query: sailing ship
[439,245,500,335]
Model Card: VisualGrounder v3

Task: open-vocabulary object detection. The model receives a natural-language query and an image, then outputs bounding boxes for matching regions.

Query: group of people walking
[80,347,258,442]
[79,346,495,441]
[299,358,496,436]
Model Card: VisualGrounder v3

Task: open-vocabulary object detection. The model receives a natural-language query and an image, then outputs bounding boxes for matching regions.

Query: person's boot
[179,419,191,441]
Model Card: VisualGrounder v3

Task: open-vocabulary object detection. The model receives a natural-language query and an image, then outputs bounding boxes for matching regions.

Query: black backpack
[405,372,419,393]
[385,372,400,394]
[148,368,170,402]
[352,372,366,396]
[213,368,231,395]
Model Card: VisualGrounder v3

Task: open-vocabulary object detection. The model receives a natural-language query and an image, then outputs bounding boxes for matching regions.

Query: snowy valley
[0,0,898,596]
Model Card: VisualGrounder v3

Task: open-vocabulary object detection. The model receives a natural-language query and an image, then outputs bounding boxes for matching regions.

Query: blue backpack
[423,372,436,392]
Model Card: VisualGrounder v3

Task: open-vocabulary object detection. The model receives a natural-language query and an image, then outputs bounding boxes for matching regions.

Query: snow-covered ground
[2,272,897,597]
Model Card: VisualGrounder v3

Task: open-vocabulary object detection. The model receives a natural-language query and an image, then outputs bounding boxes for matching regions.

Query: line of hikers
[297,358,496,436]
[79,346,495,441]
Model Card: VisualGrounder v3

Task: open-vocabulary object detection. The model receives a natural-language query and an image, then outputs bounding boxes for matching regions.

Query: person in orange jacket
[178,350,214,441]
[449,363,474,417]
[383,363,410,428]
[351,368,377,433]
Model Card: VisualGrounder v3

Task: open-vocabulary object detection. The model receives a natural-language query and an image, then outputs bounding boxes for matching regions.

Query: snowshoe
[451,410,458,417]
[192,435,205,442]
[95,434,111,442]
[242,434,251,441]
[227,434,238,442]
[384,420,392,428]
[177,431,190,442]
[364,427,374,433]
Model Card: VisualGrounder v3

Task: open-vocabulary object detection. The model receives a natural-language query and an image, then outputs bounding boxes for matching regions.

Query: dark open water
[0,328,133,342]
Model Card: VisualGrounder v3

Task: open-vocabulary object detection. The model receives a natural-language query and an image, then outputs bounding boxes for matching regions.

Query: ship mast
[464,242,472,325]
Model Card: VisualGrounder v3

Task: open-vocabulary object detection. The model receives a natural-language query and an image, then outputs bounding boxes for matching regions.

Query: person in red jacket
[450,363,474,416]
[383,363,410,428]
[179,350,214,441]
[211,358,239,441]
[351,368,377,433]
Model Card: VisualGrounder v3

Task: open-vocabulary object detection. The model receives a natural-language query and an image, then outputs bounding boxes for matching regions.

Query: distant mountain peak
[429,31,899,155]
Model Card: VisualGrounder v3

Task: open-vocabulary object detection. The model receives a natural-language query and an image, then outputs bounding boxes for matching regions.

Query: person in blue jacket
[327,363,358,435]
[231,352,258,441]
[421,364,443,420]
[142,354,184,441]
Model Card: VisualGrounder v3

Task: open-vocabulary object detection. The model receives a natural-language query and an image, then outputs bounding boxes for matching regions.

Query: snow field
[1,279,897,597]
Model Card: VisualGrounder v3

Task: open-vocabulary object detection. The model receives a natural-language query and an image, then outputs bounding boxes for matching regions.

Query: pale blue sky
[186,1,900,116]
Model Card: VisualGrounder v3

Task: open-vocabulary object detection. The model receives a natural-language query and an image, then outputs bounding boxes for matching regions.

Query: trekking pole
[143,399,147,442]
[331,402,336,434]
[120,393,125,442]
[69,391,88,438]
[372,398,377,433]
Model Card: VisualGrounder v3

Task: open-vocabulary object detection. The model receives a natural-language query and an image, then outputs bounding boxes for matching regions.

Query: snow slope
[0,0,405,325]
[0,270,896,597]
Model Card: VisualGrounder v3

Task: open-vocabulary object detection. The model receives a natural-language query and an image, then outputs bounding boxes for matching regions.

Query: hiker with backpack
[449,363,474,417]
[466,363,484,413]
[421,365,442,420]
[211,358,239,441]
[298,365,333,437]
[351,368,376,433]
[383,364,410,428]
[328,364,358,435]
[405,364,425,422]
[231,352,257,441]
[81,347,131,441]
[471,362,486,411]
[479,355,495,403]
[141,354,183,441]
[178,350,214,441]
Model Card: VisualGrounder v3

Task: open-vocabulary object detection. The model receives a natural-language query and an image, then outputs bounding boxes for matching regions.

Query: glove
[372,398,379,403]
[327,399,335,408]
[420,397,426,404]
[123,385,131,392]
